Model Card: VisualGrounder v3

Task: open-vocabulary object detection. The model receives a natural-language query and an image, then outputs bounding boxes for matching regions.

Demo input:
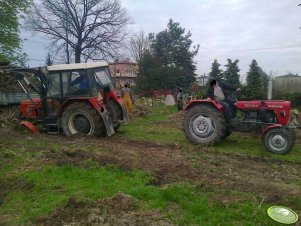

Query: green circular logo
[267,206,299,224]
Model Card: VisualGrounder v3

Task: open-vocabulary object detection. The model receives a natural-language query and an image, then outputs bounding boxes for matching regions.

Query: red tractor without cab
[12,62,128,137]
[183,91,297,154]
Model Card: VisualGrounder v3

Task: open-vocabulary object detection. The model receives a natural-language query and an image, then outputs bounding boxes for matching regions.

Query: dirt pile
[132,104,152,117]
[36,193,173,226]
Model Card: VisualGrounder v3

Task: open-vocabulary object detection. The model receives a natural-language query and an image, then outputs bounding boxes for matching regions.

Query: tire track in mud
[41,134,301,204]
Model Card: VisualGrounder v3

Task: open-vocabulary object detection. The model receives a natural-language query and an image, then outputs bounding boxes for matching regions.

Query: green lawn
[0,163,279,226]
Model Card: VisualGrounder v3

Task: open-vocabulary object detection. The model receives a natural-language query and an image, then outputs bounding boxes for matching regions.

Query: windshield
[94,68,112,86]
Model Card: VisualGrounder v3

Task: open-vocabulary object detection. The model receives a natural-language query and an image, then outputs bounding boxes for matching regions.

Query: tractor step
[45,123,60,135]
[47,131,60,135]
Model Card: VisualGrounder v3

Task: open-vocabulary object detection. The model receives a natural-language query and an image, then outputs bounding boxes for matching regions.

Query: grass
[1,104,301,225]
[0,164,282,226]
[119,106,187,144]
[120,105,301,163]
[0,165,150,224]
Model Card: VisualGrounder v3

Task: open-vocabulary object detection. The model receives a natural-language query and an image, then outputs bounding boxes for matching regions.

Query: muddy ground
[0,127,301,225]
[36,193,173,226]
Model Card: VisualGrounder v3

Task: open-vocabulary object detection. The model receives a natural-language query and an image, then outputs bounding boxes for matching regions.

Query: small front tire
[263,128,294,154]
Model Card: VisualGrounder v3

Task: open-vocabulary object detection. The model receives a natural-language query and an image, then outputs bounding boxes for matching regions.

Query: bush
[273,92,301,108]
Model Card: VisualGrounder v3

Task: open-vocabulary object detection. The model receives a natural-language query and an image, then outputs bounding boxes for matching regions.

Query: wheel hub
[74,115,91,134]
[269,134,287,151]
[192,115,214,136]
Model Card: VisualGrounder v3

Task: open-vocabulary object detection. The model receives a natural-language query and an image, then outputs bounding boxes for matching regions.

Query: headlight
[280,110,286,117]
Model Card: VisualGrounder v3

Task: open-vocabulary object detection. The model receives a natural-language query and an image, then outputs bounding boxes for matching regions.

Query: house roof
[109,61,138,66]
[47,61,108,71]
[275,73,300,79]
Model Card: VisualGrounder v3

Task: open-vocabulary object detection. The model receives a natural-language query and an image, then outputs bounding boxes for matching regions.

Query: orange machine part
[19,121,39,133]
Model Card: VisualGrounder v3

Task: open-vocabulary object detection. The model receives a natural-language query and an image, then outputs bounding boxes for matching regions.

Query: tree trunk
[75,48,81,63]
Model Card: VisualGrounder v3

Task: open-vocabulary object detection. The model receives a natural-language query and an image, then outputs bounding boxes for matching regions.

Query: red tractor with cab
[183,91,297,154]
[12,62,128,137]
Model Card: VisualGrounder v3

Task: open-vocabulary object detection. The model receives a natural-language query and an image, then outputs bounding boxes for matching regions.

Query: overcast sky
[22,0,301,80]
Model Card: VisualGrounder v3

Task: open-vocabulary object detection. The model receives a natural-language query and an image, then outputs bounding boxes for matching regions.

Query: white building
[196,74,209,87]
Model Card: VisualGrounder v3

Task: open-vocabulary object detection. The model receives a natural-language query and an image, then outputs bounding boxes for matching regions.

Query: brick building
[109,59,139,89]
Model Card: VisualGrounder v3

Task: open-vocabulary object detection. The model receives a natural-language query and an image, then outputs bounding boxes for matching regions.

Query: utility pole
[267,72,273,100]
[64,11,70,64]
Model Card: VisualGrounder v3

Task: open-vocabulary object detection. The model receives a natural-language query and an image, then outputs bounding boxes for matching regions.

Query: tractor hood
[236,100,291,110]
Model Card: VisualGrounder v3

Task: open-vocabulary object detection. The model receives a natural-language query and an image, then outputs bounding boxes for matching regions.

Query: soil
[36,193,173,226]
[0,124,301,225]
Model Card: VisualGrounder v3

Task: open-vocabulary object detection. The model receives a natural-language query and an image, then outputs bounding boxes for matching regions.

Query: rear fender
[105,90,123,105]
[105,91,129,123]
[260,124,283,140]
[184,100,224,111]
[88,97,115,136]
[99,111,115,136]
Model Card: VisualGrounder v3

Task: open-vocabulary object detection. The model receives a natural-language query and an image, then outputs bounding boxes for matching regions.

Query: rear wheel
[61,102,105,137]
[263,128,294,154]
[183,105,226,145]
[107,100,123,131]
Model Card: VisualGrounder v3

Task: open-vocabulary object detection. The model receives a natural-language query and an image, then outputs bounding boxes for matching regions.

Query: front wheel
[183,105,226,145]
[263,128,294,154]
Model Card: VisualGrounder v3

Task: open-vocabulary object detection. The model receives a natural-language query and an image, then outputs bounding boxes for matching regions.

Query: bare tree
[128,31,150,64]
[26,0,130,63]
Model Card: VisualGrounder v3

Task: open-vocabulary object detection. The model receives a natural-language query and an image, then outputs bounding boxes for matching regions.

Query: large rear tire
[61,102,105,137]
[183,104,226,145]
[263,128,294,154]
[107,100,123,131]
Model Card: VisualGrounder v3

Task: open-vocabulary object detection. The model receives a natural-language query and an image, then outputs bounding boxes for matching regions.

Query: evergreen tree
[258,67,269,99]
[45,53,53,66]
[224,59,241,85]
[246,59,263,100]
[141,20,199,89]
[136,51,162,92]
[209,59,223,81]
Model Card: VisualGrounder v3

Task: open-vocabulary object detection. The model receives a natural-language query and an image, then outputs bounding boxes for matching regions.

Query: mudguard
[260,124,283,140]
[99,110,115,136]
[184,100,224,111]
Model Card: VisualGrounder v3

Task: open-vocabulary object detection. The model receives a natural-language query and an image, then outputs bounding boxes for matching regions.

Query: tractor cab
[13,62,128,136]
